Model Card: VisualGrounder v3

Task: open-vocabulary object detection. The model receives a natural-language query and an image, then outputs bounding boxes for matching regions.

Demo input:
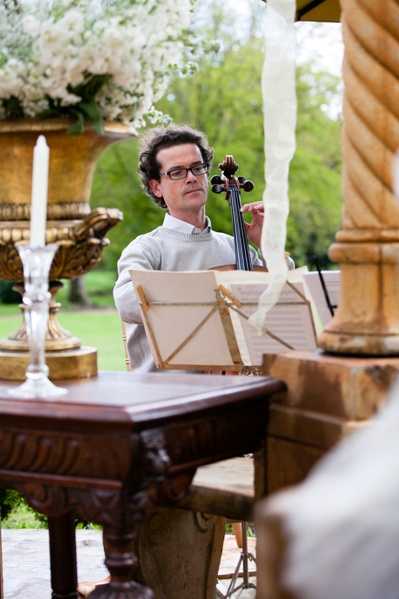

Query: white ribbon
[249,0,297,333]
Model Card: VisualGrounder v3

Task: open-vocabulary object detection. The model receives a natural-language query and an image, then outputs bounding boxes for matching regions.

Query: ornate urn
[0,118,129,380]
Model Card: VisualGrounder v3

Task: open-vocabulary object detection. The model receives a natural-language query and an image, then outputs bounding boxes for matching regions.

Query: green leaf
[68,111,85,135]
[3,96,24,119]
[79,101,104,134]
[69,74,111,104]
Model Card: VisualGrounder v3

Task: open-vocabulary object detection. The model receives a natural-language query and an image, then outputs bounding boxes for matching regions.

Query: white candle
[30,135,49,247]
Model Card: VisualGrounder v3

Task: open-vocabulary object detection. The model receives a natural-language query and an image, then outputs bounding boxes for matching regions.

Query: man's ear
[149,179,162,198]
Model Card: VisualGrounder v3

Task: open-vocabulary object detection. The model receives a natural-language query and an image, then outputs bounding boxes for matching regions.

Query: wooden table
[0,371,284,599]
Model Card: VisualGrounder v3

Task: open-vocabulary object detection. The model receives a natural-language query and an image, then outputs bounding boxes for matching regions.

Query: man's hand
[241,201,264,248]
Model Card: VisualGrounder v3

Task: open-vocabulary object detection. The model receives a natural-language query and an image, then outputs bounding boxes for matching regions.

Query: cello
[210,155,267,376]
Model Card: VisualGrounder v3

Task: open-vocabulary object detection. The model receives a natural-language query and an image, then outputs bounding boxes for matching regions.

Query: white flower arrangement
[0,0,197,132]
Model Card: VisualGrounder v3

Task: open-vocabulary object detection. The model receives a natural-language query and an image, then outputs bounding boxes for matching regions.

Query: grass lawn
[0,305,126,372]
[0,270,126,372]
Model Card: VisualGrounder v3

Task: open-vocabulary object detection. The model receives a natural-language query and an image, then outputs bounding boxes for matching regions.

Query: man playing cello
[113,125,291,371]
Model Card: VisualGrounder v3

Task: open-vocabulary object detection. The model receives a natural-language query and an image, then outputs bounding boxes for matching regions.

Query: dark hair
[138,125,213,209]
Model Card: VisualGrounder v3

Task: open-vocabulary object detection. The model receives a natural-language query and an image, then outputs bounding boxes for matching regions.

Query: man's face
[149,144,209,218]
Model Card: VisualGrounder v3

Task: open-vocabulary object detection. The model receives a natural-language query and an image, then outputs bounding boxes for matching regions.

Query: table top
[0,371,284,429]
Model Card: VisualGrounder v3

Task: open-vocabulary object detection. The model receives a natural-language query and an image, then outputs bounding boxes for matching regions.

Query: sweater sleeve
[113,235,162,324]
[250,245,264,268]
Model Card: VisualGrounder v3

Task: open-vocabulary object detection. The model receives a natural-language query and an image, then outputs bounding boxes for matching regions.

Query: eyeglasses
[160,162,209,181]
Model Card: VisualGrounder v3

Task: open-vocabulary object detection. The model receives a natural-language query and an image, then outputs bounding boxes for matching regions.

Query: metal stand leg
[216,522,256,598]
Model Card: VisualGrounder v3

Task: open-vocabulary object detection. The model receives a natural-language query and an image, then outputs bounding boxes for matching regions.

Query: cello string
[234,189,251,266]
[230,189,245,269]
[230,187,251,270]
[231,189,243,267]
[228,188,241,267]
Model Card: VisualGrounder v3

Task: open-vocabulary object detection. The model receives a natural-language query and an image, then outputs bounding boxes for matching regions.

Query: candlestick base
[8,371,67,399]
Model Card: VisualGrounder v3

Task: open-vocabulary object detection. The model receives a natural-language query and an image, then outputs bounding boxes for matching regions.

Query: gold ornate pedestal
[0,118,130,380]
[0,347,97,381]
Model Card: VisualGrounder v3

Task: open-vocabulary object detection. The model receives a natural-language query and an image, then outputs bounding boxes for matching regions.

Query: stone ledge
[263,350,399,420]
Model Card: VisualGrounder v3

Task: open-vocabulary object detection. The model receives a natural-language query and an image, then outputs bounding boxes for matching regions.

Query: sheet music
[303,270,340,329]
[219,279,318,366]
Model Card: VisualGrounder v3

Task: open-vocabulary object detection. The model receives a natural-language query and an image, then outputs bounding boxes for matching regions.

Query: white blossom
[0,0,197,129]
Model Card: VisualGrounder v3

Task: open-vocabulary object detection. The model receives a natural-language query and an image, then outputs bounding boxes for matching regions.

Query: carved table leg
[89,524,154,599]
[48,513,78,599]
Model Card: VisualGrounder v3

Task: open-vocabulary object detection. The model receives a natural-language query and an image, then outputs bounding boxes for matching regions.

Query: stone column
[319,0,399,355]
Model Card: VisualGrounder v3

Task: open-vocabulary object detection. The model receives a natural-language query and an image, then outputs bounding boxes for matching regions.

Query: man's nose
[185,169,197,182]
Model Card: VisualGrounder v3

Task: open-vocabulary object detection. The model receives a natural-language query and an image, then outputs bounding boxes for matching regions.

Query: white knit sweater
[113,214,263,372]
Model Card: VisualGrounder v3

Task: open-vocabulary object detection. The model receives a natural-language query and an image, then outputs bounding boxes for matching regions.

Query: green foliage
[41,75,112,134]
[288,146,341,266]
[91,36,342,270]
[0,280,20,303]
[0,489,46,528]
[0,489,20,520]
[290,65,342,266]
[2,95,25,119]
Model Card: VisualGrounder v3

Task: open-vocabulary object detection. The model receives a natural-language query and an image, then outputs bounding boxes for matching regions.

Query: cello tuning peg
[212,184,225,194]
[242,180,254,192]
[238,176,245,184]
[210,175,223,185]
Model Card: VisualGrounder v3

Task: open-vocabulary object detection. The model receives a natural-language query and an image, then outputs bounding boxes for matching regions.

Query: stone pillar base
[319,254,399,355]
[262,350,399,492]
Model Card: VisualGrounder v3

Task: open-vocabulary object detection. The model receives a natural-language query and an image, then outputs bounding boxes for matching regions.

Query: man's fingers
[241,202,264,213]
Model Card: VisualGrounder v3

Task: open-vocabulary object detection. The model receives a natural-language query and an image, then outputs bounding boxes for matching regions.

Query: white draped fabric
[250,0,297,333]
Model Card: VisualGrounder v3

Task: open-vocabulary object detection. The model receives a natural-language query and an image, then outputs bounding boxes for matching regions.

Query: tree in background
[90,20,342,274]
